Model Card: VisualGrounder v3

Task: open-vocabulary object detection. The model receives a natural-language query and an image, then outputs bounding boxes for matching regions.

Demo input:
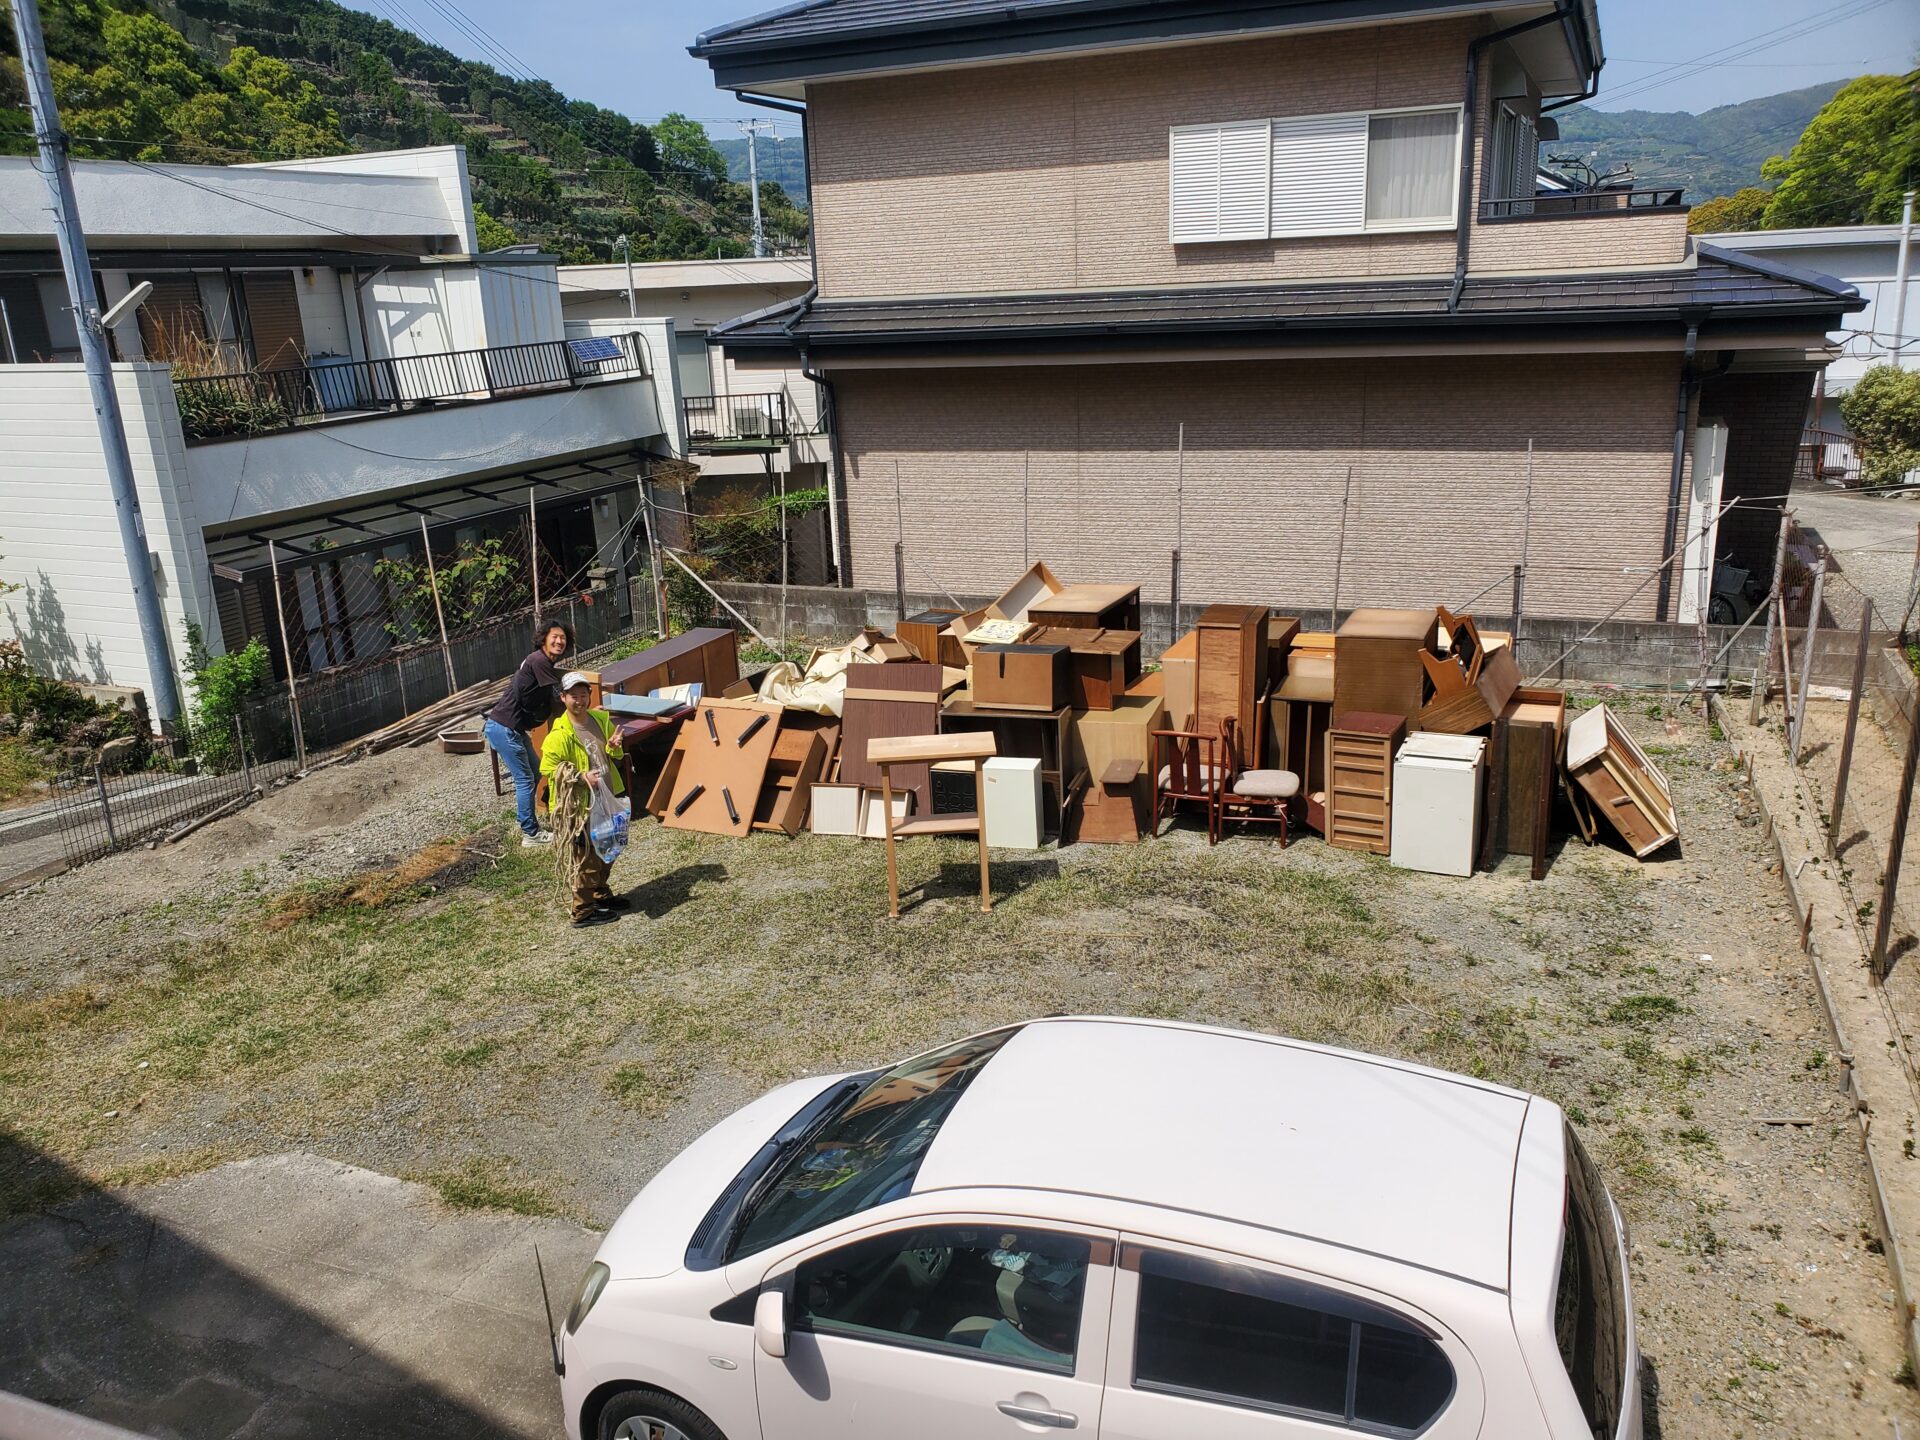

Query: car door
[755,1218,1116,1440]
[1101,1240,1485,1439]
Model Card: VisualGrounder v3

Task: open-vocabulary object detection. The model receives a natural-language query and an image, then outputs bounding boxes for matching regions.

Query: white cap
[560,671,592,693]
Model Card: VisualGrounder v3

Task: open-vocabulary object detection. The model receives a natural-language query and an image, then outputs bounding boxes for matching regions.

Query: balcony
[1479,187,1687,223]
[683,392,791,454]
[171,333,648,443]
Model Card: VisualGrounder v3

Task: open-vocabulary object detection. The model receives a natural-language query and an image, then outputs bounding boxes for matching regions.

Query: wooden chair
[1215,717,1298,846]
[1151,725,1229,842]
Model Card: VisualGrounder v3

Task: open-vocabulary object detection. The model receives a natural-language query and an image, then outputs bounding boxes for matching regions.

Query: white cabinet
[982,756,1044,849]
[1389,733,1486,876]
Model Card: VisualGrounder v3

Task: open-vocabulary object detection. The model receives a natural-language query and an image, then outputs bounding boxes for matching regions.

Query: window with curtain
[1365,110,1461,227]
[1171,106,1460,242]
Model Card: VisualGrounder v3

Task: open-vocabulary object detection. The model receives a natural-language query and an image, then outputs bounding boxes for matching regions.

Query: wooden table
[868,732,998,919]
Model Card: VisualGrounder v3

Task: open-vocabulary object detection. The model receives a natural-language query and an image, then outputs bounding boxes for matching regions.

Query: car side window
[792,1225,1092,1375]
[1132,1249,1454,1436]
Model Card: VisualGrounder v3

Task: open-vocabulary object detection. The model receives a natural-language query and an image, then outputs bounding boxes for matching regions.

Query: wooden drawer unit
[1333,608,1437,724]
[1027,583,1142,633]
[1028,626,1142,711]
[598,627,740,699]
[1326,710,1406,855]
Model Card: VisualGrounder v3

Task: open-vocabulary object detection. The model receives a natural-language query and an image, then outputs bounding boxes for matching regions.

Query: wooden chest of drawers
[1326,710,1406,855]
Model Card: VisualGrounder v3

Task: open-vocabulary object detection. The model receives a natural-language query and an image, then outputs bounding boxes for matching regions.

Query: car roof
[913,1017,1534,1291]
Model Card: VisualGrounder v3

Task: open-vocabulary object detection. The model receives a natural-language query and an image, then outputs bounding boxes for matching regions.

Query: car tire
[597,1387,727,1440]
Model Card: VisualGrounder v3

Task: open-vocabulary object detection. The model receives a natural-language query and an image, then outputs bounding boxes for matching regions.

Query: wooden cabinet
[1028,583,1142,633]
[1194,603,1270,765]
[1333,608,1437,724]
[1160,629,1198,730]
[1029,626,1142,710]
[974,643,1070,711]
[1326,711,1406,854]
[598,627,740,700]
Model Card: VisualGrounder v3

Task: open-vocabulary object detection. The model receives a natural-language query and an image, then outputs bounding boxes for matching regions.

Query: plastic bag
[578,722,629,864]
[588,777,630,865]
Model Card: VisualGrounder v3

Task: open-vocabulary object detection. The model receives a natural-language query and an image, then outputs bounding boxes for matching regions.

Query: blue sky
[351,0,1918,135]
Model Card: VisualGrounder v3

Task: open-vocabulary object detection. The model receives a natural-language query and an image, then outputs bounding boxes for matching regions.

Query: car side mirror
[754,1288,788,1359]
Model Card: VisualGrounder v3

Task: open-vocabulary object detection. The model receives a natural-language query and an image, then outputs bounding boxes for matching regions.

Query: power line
[1594,0,1898,109]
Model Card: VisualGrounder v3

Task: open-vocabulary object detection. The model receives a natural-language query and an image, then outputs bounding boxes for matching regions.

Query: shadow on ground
[0,1135,598,1439]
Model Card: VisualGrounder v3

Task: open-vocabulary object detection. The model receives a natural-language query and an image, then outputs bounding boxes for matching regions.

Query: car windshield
[727,1027,1020,1261]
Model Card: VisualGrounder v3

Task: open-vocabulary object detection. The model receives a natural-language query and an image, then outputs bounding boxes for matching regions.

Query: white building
[559,257,839,582]
[1698,222,1917,437]
[0,146,681,714]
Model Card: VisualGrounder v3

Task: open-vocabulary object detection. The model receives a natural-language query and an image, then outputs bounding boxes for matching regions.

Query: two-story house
[559,255,842,581]
[692,0,1862,627]
[0,146,681,711]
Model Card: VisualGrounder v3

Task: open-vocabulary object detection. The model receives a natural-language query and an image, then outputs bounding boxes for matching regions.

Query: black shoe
[570,909,618,928]
[594,896,632,912]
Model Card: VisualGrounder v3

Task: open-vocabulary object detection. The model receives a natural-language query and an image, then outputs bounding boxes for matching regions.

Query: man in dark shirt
[485,620,572,845]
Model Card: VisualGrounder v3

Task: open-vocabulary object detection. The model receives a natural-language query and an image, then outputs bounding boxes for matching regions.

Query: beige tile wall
[807,18,1689,299]
[834,353,1682,620]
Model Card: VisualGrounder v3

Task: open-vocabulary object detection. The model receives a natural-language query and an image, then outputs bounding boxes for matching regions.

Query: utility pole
[613,234,636,320]
[10,0,182,725]
[1893,189,1915,371]
[739,118,772,258]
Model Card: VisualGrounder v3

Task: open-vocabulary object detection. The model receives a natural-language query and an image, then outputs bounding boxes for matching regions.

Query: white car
[558,1017,1640,1440]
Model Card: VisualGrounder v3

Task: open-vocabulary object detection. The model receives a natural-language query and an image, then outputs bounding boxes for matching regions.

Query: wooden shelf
[893,813,982,837]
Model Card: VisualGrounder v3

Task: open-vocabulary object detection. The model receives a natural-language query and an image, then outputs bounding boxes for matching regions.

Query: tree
[1841,365,1920,490]
[652,112,728,191]
[1687,186,1772,234]
[473,204,519,251]
[1761,73,1919,229]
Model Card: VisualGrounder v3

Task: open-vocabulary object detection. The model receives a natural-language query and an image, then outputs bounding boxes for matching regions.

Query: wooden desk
[598,627,740,700]
[939,693,1079,839]
[869,733,997,918]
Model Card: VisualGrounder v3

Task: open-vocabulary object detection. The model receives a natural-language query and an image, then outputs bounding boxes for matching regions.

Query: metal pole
[1510,564,1525,666]
[1892,190,1914,370]
[1790,559,1826,757]
[1173,423,1186,636]
[528,486,540,621]
[266,541,307,768]
[1873,698,1920,976]
[1751,508,1794,723]
[1829,598,1876,855]
[92,762,116,848]
[894,541,906,623]
[615,235,637,320]
[742,119,768,258]
[10,0,181,725]
[637,476,666,636]
[775,452,788,651]
[234,715,253,791]
[420,515,457,694]
[1331,466,1354,627]
[1169,549,1182,650]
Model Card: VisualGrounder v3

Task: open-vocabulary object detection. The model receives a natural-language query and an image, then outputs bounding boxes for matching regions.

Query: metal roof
[712,248,1861,352]
[690,0,1594,94]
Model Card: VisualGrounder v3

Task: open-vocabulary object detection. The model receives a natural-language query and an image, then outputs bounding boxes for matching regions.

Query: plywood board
[662,698,782,837]
[838,662,945,811]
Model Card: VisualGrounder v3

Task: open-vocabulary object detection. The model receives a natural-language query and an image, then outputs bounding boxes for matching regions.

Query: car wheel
[599,1388,727,1440]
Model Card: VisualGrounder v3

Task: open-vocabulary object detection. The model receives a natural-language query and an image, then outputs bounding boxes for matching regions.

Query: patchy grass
[1608,994,1683,1026]
[262,834,499,929]
[417,1158,559,1217]
[0,736,50,809]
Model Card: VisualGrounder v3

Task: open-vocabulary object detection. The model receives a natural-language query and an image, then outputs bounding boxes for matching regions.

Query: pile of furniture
[573,565,1676,892]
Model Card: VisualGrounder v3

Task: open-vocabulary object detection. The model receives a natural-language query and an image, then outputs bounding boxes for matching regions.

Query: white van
[559,1017,1640,1440]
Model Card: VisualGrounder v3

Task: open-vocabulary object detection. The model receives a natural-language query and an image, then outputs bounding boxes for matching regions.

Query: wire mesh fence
[44,688,303,866]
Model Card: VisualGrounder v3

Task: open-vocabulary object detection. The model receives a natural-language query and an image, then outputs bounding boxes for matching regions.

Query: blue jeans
[485,718,539,836]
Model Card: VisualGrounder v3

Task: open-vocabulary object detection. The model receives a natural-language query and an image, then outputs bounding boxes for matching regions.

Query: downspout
[1449,6,1579,313]
[1655,315,1704,622]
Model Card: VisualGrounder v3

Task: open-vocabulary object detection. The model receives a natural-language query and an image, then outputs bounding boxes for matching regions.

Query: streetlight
[612,234,636,320]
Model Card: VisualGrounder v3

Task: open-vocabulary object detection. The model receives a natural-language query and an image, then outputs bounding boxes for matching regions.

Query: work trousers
[571,836,613,922]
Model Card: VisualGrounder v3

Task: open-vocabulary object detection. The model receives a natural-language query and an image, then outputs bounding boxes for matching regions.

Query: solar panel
[568,336,624,363]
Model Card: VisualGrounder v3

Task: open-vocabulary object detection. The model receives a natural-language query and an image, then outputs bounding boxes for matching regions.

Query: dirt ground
[3,702,1918,1439]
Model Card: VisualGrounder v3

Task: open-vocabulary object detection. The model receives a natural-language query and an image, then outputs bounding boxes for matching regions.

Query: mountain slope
[0,0,808,262]
[714,133,809,210]
[1549,80,1848,203]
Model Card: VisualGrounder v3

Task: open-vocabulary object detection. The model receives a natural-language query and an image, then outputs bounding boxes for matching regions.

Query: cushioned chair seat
[1232,769,1300,799]
[1158,764,1226,789]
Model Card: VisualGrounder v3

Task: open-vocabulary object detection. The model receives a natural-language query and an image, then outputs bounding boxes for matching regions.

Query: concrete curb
[1714,694,1920,1373]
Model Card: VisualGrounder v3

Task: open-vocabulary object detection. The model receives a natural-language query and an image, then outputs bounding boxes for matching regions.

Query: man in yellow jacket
[540,671,629,927]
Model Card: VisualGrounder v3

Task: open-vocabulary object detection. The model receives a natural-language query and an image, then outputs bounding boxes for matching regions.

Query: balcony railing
[683,392,791,452]
[1479,187,1687,222]
[172,332,647,443]
[1796,427,1864,488]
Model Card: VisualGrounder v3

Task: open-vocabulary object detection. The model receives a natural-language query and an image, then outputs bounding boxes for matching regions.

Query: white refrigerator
[1389,733,1487,876]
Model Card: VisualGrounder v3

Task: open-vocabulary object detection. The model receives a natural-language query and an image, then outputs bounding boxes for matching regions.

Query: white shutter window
[1170,120,1272,243]
[1269,112,1369,236]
